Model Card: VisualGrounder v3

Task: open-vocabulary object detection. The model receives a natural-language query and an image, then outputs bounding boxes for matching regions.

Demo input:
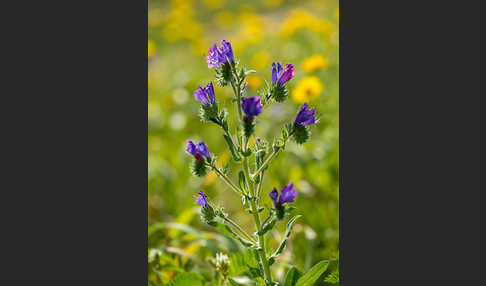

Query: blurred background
[148,0,338,284]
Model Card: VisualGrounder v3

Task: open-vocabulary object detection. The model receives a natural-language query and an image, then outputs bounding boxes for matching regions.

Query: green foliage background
[148,0,339,284]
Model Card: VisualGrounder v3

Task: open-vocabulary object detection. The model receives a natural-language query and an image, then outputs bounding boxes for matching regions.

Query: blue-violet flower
[241,97,263,117]
[272,62,295,85]
[269,182,297,208]
[186,140,211,161]
[294,103,317,126]
[195,190,209,207]
[206,40,234,68]
[194,82,216,105]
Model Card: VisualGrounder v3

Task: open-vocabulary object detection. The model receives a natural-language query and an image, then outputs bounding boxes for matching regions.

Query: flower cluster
[206,40,234,68]
[186,140,211,176]
[184,40,321,284]
[194,82,215,105]
[241,96,263,137]
[270,62,295,102]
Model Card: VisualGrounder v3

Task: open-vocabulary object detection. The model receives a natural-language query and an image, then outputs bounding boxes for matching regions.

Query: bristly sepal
[200,204,216,224]
[199,101,220,123]
[243,115,255,138]
[271,83,289,103]
[215,62,232,87]
[191,159,208,177]
[293,125,310,144]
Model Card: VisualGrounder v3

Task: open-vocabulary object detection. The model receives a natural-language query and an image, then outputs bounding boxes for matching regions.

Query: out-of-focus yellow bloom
[250,51,270,70]
[281,9,336,38]
[162,0,203,43]
[202,0,225,10]
[246,75,263,89]
[263,0,283,8]
[335,7,339,21]
[148,9,164,28]
[148,40,156,58]
[292,76,324,103]
[233,12,264,51]
[302,55,329,73]
[203,150,230,186]
[214,11,234,29]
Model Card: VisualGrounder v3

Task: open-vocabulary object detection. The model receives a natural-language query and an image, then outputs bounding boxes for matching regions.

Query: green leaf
[283,266,303,286]
[239,171,248,193]
[223,133,241,162]
[212,221,259,249]
[295,260,329,286]
[324,269,339,284]
[268,215,301,265]
[168,273,204,286]
[256,215,277,236]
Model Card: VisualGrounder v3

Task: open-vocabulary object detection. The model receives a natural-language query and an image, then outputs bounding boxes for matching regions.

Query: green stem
[209,164,243,195]
[251,130,295,181]
[251,149,278,181]
[243,155,273,282]
[223,217,257,245]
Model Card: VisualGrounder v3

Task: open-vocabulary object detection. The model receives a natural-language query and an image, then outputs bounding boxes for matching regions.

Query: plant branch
[208,164,243,195]
[223,216,257,245]
[251,130,295,181]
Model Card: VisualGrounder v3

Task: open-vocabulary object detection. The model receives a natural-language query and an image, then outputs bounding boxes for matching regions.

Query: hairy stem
[251,149,278,181]
[251,130,295,181]
[244,155,273,282]
[223,216,257,245]
[209,164,243,195]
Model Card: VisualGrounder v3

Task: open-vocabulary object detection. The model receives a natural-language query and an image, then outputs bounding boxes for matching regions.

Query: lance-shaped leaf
[238,171,248,194]
[210,220,260,250]
[268,215,301,265]
[245,207,264,214]
[223,133,241,162]
[295,260,329,286]
[283,266,302,286]
[256,215,277,236]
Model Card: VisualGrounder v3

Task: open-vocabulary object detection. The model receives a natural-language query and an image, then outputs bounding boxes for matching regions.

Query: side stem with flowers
[186,40,320,285]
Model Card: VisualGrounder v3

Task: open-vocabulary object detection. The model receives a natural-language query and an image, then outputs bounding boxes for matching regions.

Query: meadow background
[148,0,339,284]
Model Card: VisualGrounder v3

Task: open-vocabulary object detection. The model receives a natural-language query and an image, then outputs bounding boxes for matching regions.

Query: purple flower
[271,62,283,84]
[195,190,208,207]
[206,44,226,68]
[241,97,263,117]
[272,62,295,85]
[220,40,234,62]
[205,40,234,68]
[269,188,279,202]
[186,140,211,161]
[269,183,297,208]
[194,82,215,105]
[278,64,294,85]
[294,103,317,126]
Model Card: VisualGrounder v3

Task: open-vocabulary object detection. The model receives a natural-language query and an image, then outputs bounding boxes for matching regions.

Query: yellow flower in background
[335,7,339,21]
[250,51,270,70]
[203,0,225,10]
[148,40,156,58]
[292,76,324,103]
[263,0,283,8]
[148,9,164,28]
[281,9,336,38]
[246,75,263,89]
[203,150,230,186]
[302,55,329,73]
[214,11,234,29]
[162,0,203,43]
[233,11,264,51]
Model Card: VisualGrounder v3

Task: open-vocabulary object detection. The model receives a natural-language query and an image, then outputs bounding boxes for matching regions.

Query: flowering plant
[186,40,327,285]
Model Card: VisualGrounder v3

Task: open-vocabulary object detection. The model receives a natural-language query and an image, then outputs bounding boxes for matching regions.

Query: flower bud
[215,253,230,278]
